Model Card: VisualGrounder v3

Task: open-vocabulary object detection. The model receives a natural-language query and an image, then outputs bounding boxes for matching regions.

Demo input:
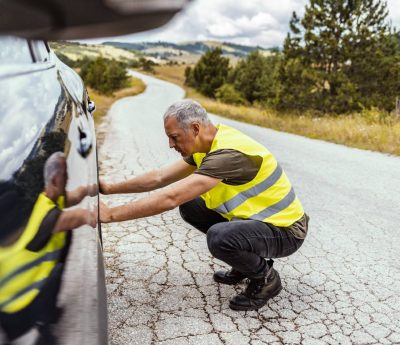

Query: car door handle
[88,100,96,114]
[78,127,92,158]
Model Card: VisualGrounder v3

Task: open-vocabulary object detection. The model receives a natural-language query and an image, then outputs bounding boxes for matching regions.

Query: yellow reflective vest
[0,193,66,314]
[193,124,304,227]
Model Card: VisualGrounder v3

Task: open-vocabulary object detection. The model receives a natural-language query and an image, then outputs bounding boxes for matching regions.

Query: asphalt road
[99,71,400,345]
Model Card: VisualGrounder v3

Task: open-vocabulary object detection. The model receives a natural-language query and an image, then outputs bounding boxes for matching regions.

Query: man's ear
[50,174,59,189]
[191,122,200,136]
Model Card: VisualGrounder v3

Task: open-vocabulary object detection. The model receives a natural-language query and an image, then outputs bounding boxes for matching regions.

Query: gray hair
[163,99,211,129]
[43,152,66,187]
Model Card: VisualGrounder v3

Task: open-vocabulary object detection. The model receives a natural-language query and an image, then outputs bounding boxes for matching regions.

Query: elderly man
[100,99,309,311]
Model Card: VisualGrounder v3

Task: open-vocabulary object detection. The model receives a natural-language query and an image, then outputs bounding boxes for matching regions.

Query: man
[100,99,309,311]
[0,152,96,343]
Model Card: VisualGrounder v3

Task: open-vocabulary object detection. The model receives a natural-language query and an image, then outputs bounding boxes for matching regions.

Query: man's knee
[178,202,193,225]
[207,224,228,257]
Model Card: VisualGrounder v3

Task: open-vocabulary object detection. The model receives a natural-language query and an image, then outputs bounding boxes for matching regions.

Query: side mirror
[0,0,191,40]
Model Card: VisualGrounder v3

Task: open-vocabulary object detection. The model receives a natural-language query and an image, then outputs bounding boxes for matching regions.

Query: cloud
[91,0,400,47]
[0,69,62,180]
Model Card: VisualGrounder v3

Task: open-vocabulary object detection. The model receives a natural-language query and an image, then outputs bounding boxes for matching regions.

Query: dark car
[0,1,190,344]
[0,37,106,344]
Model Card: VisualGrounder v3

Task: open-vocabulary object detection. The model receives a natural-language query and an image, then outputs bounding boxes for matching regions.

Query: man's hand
[88,209,97,228]
[53,208,97,232]
[99,201,113,223]
[99,179,112,195]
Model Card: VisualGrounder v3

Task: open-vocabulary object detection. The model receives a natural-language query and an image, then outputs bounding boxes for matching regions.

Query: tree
[233,51,280,105]
[189,48,229,97]
[79,57,129,95]
[138,57,156,72]
[277,0,400,113]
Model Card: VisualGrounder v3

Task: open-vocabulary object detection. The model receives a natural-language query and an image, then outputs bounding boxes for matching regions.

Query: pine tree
[277,0,400,113]
[191,48,229,98]
[233,51,280,105]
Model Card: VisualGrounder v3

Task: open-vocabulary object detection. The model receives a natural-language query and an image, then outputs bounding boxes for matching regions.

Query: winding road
[98,71,400,345]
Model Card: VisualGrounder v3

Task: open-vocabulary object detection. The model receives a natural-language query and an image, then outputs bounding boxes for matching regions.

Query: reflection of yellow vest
[193,124,304,227]
[0,193,66,313]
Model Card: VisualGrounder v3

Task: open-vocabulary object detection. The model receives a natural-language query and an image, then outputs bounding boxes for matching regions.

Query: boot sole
[229,285,283,311]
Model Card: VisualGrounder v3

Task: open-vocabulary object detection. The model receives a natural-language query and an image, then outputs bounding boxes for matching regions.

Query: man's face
[164,116,197,157]
[53,158,68,195]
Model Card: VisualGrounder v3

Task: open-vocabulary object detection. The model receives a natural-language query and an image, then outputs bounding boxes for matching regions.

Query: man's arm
[53,208,97,232]
[100,173,221,223]
[65,184,97,207]
[26,208,97,251]
[100,159,196,195]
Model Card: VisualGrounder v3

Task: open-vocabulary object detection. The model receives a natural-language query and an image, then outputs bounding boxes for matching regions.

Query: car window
[0,36,32,64]
[30,40,50,62]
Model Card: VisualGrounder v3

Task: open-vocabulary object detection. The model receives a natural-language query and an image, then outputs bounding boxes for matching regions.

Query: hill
[50,40,276,65]
[50,41,138,63]
[102,40,275,64]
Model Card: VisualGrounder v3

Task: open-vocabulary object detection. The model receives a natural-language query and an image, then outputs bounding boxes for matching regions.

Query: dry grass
[149,65,400,156]
[88,76,146,124]
[152,65,188,85]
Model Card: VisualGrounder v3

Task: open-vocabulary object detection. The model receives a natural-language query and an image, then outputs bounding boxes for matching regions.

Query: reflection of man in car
[100,99,309,311]
[0,152,96,343]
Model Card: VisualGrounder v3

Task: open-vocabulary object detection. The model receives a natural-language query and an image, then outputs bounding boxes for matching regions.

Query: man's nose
[168,138,174,148]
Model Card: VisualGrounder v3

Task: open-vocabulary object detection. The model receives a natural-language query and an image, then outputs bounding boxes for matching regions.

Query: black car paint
[0,37,107,344]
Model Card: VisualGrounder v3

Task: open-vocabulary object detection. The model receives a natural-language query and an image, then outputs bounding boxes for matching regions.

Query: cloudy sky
[93,0,400,48]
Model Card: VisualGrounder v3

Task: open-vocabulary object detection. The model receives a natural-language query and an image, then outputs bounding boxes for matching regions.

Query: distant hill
[50,41,138,62]
[50,40,277,65]
[103,40,275,64]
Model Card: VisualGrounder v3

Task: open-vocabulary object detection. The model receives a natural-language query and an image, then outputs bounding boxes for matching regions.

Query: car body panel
[0,37,106,344]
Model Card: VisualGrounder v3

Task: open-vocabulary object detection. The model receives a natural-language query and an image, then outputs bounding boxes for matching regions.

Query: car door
[0,37,106,344]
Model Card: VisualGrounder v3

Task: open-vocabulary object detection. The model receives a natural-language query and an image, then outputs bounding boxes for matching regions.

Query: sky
[88,0,400,48]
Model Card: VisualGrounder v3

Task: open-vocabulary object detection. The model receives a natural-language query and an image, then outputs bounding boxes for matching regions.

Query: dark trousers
[179,197,304,278]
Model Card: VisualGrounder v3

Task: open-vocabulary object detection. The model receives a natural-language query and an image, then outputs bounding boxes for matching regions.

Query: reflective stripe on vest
[0,193,66,313]
[213,164,283,214]
[0,248,63,289]
[193,124,304,227]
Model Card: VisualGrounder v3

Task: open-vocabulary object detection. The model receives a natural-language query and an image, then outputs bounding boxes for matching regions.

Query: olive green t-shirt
[183,149,308,239]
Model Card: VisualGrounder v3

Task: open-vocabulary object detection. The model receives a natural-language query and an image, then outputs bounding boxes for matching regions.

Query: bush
[128,59,140,68]
[79,56,129,95]
[139,57,156,72]
[189,48,230,98]
[215,84,245,105]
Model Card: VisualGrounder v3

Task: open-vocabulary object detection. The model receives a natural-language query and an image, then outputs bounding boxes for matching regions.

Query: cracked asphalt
[98,71,400,345]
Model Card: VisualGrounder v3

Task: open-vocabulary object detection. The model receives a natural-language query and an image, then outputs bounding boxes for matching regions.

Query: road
[98,71,400,345]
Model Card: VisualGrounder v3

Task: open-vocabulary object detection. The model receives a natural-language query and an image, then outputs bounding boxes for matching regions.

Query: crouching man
[100,99,309,311]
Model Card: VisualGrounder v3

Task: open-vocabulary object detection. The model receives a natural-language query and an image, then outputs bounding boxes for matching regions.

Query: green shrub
[79,56,129,95]
[215,84,245,105]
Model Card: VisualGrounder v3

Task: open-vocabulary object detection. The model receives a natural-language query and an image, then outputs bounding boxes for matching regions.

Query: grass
[149,65,400,156]
[88,76,146,124]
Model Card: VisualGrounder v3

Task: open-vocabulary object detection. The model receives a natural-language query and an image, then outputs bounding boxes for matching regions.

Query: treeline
[56,55,129,94]
[185,0,400,114]
[56,54,158,94]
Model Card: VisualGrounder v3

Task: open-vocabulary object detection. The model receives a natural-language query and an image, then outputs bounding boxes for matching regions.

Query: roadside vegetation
[87,77,146,123]
[55,54,146,123]
[150,0,400,156]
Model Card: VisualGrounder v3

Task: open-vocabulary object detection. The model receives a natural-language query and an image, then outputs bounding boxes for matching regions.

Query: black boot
[229,261,282,311]
[213,268,246,285]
